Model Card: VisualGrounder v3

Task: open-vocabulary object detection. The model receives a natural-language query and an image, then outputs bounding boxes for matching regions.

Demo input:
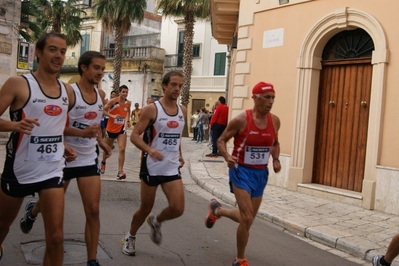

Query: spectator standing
[204,109,210,142]
[191,110,200,141]
[206,96,229,157]
[131,103,141,126]
[197,107,206,144]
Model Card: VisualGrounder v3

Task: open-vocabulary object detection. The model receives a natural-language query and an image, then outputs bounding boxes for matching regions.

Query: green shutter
[214,52,226,75]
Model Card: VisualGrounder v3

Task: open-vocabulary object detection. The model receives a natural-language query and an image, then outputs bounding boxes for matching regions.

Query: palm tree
[93,0,147,92]
[155,0,211,108]
[20,0,43,42]
[156,0,210,137]
[32,0,85,46]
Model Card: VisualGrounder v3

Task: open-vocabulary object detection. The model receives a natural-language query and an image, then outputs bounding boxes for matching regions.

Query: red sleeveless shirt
[232,110,276,169]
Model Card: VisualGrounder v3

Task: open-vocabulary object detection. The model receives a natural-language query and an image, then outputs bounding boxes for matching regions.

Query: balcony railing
[190,76,227,92]
[103,46,165,61]
[63,57,79,68]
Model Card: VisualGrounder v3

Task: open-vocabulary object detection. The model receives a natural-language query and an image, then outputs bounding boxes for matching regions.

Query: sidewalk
[188,140,399,266]
[0,137,397,265]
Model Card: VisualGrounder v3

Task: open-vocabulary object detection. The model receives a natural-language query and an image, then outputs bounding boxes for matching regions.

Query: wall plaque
[0,43,12,54]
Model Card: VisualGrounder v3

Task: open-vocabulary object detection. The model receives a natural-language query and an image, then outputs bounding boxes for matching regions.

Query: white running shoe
[146,213,162,245]
[122,234,136,256]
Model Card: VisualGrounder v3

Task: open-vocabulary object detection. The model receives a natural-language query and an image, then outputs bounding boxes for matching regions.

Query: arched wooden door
[312,29,374,192]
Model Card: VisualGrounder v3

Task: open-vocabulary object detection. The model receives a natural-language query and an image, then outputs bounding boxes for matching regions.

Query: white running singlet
[3,74,69,184]
[65,83,103,167]
[144,101,185,176]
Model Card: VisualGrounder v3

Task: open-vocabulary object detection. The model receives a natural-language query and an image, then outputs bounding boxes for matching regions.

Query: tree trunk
[113,28,123,92]
[181,12,195,137]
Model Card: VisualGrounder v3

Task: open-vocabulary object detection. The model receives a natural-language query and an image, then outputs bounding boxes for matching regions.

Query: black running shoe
[20,200,37,234]
[87,259,100,266]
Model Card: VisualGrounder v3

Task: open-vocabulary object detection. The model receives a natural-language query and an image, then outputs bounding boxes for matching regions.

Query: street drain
[21,239,110,265]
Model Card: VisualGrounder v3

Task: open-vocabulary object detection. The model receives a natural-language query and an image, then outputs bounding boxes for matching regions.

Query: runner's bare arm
[130,103,164,161]
[102,98,116,118]
[271,114,281,173]
[0,76,40,134]
[126,101,131,128]
[178,105,187,167]
[217,112,246,168]
[98,88,106,105]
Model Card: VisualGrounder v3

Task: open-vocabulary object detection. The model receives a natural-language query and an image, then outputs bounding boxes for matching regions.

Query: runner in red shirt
[204,82,282,266]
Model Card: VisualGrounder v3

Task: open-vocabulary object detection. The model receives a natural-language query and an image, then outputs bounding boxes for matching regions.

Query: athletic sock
[214,207,219,217]
[380,256,391,266]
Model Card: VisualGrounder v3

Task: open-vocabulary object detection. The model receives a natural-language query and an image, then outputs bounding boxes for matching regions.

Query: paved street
[0,131,395,265]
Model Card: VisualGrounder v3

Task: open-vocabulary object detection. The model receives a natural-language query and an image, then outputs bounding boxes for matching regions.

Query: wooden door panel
[312,60,372,192]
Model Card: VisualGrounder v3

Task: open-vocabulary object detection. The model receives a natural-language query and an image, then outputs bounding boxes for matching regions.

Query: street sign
[28,43,35,70]
[17,41,30,70]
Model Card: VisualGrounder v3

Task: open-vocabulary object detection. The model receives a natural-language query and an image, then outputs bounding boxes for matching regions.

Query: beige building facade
[211,0,399,214]
[0,1,21,140]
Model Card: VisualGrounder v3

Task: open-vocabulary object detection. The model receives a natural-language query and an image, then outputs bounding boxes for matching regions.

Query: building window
[177,31,201,64]
[177,31,184,67]
[80,34,90,54]
[214,52,226,76]
[82,0,92,8]
[193,44,200,58]
[322,28,374,60]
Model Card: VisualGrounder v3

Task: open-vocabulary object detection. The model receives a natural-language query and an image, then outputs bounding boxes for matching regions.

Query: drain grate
[21,239,110,265]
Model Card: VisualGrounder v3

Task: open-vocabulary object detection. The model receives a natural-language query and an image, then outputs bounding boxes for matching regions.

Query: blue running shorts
[229,164,269,197]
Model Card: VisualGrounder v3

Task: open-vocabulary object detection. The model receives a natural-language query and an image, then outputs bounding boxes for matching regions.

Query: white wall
[160,17,180,54]
[160,17,228,77]
[146,0,157,13]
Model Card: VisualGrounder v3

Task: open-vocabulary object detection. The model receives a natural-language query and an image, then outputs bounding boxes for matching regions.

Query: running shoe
[146,213,162,245]
[371,255,383,266]
[100,161,106,174]
[86,259,100,266]
[0,245,3,262]
[122,234,136,256]
[20,200,37,234]
[116,170,126,180]
[232,258,249,266]
[205,153,218,158]
[205,199,221,228]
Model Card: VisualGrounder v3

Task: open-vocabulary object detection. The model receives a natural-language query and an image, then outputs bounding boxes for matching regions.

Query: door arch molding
[289,7,389,209]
